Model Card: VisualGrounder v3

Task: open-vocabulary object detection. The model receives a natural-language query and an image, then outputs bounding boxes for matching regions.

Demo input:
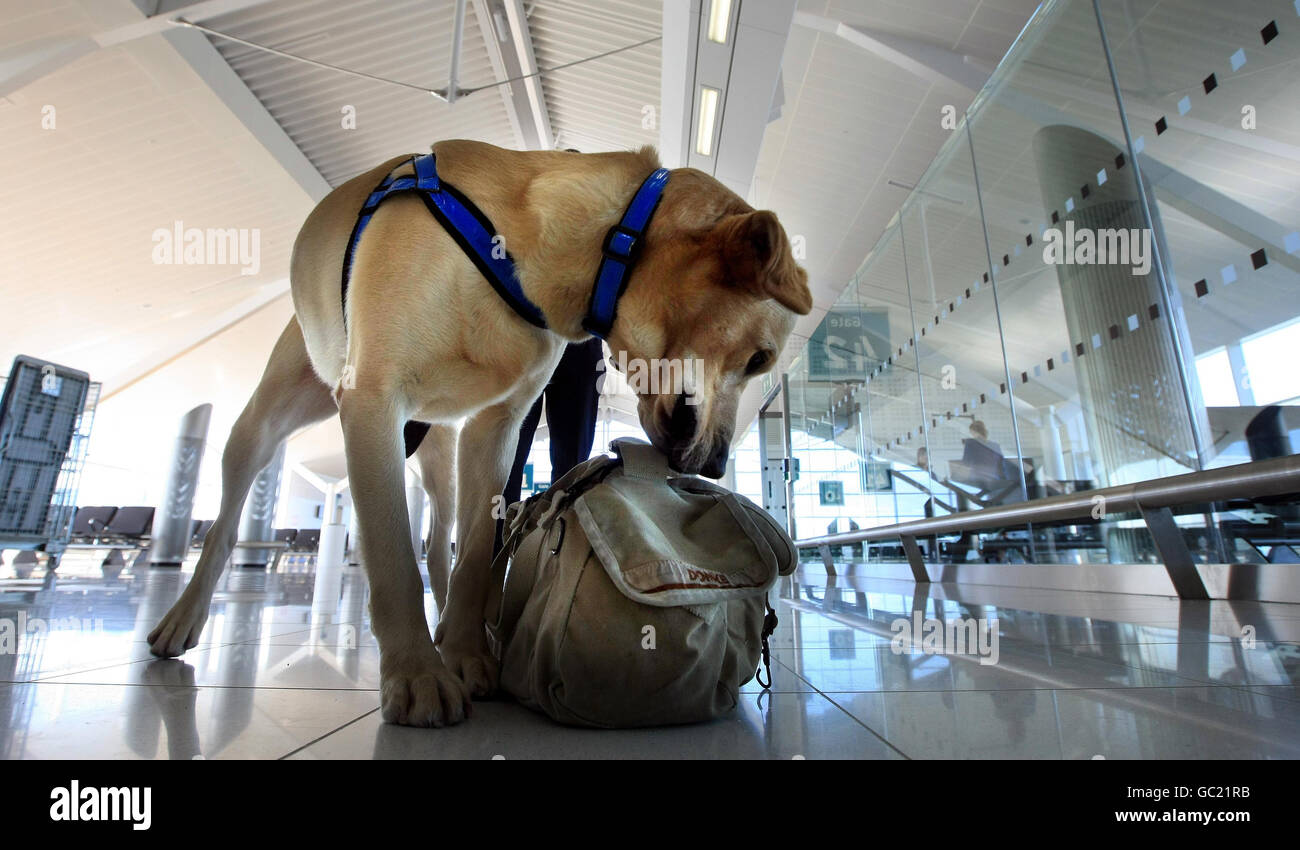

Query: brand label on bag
[685,568,733,587]
[627,563,751,593]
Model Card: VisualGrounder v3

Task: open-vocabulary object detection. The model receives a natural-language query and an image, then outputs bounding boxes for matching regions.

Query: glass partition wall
[760,0,1300,569]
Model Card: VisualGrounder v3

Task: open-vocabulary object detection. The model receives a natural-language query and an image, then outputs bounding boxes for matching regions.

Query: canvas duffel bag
[483,438,797,727]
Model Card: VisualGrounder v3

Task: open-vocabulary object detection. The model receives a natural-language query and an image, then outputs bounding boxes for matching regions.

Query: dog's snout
[653,394,729,478]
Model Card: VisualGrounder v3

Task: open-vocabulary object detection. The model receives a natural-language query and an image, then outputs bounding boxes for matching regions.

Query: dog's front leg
[150,319,334,658]
[434,402,526,697]
[339,391,471,727]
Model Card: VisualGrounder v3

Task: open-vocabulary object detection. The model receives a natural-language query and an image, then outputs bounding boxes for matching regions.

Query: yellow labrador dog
[148,141,812,727]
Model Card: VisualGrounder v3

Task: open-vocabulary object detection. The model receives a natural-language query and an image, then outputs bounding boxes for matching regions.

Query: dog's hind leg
[434,399,534,697]
[413,423,457,615]
[148,318,336,657]
[338,386,471,727]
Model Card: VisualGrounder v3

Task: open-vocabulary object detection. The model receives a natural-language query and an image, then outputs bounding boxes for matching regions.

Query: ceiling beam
[992,86,1300,277]
[98,0,282,47]
[0,1,327,206]
[1142,159,1300,278]
[658,0,699,168]
[97,281,291,402]
[0,0,285,95]
[793,11,991,93]
[1019,59,1300,165]
[160,23,331,201]
[0,36,98,98]
[4,2,329,201]
[288,461,330,495]
[470,0,533,149]
[499,0,554,150]
[84,0,328,401]
[5,1,330,411]
[689,0,797,199]
[443,0,469,104]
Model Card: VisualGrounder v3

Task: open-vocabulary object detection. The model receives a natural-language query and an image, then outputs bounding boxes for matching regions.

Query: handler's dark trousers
[493,337,604,556]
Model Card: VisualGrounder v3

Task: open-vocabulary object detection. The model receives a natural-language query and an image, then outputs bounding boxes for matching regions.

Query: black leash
[755,595,779,689]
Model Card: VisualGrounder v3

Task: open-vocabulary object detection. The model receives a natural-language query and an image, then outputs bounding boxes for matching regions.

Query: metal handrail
[234,540,289,550]
[797,453,1300,547]
[793,453,1300,599]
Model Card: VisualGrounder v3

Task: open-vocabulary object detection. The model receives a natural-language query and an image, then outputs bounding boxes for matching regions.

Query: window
[1241,319,1300,405]
[1195,348,1238,407]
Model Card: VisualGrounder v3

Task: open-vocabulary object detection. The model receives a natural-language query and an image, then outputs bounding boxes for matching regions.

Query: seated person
[968,419,1001,455]
[915,447,935,516]
[952,420,1010,489]
[969,419,1029,483]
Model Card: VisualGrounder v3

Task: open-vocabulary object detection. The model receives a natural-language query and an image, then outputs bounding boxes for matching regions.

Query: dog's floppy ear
[715,210,813,315]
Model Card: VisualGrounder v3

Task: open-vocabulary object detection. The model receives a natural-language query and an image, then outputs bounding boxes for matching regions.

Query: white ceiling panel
[0,4,315,396]
[201,0,519,185]
[527,0,661,153]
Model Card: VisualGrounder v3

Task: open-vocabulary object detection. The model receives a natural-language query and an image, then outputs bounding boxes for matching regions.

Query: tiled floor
[2,558,1298,759]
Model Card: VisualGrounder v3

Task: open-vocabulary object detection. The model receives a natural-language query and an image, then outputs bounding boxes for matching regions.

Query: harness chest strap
[341,153,546,329]
[340,152,671,340]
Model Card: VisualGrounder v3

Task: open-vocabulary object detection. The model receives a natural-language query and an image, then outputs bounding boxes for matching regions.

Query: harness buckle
[602,224,642,264]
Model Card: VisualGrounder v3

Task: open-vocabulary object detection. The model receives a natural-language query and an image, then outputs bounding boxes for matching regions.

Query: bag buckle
[549,517,567,555]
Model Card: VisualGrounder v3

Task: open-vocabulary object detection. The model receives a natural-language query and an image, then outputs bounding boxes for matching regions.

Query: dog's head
[607,168,812,478]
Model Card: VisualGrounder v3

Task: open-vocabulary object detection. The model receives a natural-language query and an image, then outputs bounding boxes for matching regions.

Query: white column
[150,404,211,566]
[316,481,347,575]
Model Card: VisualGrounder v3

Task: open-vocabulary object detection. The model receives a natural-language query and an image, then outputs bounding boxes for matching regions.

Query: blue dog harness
[341,152,671,340]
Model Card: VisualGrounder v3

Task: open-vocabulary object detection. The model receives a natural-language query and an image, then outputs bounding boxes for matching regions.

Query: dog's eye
[745,350,771,375]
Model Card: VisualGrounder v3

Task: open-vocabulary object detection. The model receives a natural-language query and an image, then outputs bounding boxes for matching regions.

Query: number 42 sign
[808,309,890,381]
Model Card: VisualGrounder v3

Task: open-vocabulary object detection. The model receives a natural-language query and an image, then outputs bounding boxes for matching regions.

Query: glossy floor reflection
[1,559,1297,758]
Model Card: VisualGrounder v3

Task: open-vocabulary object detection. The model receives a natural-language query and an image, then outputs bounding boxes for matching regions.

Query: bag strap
[484,516,555,655]
[483,454,614,653]
[611,438,673,480]
[503,452,612,541]
[755,595,779,689]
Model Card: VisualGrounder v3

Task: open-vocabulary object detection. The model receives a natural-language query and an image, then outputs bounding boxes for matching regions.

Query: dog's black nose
[700,439,729,479]
[668,394,696,444]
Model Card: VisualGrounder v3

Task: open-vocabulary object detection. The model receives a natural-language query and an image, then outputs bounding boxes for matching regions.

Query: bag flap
[736,495,799,577]
[611,438,797,576]
[573,440,791,607]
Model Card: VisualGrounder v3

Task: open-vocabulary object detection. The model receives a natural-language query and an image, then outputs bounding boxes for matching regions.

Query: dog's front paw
[379,644,472,727]
[436,635,500,699]
[147,592,209,657]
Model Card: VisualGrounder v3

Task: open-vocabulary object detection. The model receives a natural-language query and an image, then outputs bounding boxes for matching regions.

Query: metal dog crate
[0,355,99,561]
